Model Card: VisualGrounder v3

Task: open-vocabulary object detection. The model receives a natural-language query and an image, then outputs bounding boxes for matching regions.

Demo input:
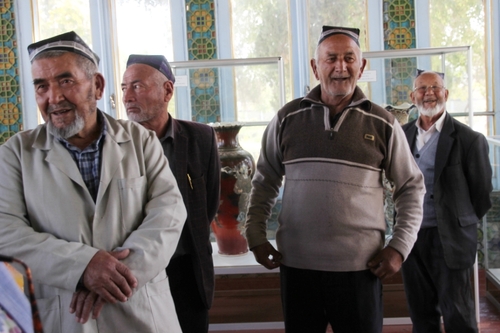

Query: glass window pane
[36,0,92,43]
[429,0,487,134]
[228,0,291,164]
[229,0,292,106]
[172,57,285,125]
[238,125,266,166]
[114,0,174,118]
[233,63,284,124]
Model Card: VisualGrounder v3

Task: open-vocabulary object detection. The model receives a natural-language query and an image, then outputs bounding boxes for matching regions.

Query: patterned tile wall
[0,0,22,145]
[186,0,221,123]
[382,0,416,106]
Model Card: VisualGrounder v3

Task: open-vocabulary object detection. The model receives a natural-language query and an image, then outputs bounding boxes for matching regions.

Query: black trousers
[166,254,209,333]
[402,227,477,333]
[280,264,383,333]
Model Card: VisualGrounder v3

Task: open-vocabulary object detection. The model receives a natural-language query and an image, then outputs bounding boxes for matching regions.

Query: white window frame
[16,0,118,129]
[15,0,500,130]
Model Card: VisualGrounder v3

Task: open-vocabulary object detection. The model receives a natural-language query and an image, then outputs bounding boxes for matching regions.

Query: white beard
[48,112,85,139]
[418,101,445,118]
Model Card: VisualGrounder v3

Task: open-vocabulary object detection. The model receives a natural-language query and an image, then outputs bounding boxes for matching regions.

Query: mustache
[125,103,141,109]
[47,101,76,114]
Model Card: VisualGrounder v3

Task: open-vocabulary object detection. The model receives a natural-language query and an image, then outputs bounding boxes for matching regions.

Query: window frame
[16,0,500,132]
[17,0,118,127]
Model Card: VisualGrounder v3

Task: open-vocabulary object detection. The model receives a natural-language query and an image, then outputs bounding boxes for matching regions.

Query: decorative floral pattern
[382,0,417,107]
[186,0,221,123]
[0,0,22,145]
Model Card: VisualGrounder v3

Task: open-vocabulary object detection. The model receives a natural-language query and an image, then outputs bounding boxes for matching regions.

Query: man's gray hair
[313,45,363,63]
[32,50,98,80]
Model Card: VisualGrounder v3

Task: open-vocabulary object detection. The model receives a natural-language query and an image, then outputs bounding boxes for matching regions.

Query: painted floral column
[382,0,416,106]
[186,0,221,123]
[0,0,22,145]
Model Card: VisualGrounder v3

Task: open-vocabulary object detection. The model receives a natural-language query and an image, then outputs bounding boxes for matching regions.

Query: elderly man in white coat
[0,31,186,333]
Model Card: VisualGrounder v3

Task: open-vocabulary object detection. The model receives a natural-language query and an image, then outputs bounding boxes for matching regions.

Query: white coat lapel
[42,133,87,190]
[95,114,127,205]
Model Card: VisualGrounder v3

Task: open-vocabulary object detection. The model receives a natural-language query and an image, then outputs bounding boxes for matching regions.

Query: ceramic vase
[211,123,255,255]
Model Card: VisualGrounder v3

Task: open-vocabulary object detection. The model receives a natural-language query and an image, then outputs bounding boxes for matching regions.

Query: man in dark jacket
[402,70,492,333]
[122,54,221,333]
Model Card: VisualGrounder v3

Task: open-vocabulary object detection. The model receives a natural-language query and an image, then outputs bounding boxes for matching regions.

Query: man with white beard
[401,70,492,333]
[0,31,187,333]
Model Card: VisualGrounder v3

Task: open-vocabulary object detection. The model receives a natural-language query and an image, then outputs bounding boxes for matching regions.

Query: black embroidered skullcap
[416,69,445,79]
[28,31,100,65]
[126,54,175,83]
[318,26,360,46]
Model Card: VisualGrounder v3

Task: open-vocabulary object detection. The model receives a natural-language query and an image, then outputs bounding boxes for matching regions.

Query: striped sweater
[245,85,425,271]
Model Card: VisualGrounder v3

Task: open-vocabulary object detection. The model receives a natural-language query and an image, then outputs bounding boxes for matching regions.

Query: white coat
[0,112,187,333]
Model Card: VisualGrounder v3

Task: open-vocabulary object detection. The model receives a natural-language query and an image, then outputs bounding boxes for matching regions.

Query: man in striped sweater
[245,26,425,333]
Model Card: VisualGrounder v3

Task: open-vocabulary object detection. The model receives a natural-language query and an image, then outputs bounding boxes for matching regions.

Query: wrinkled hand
[69,289,106,323]
[83,249,137,303]
[251,242,282,270]
[367,246,403,281]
